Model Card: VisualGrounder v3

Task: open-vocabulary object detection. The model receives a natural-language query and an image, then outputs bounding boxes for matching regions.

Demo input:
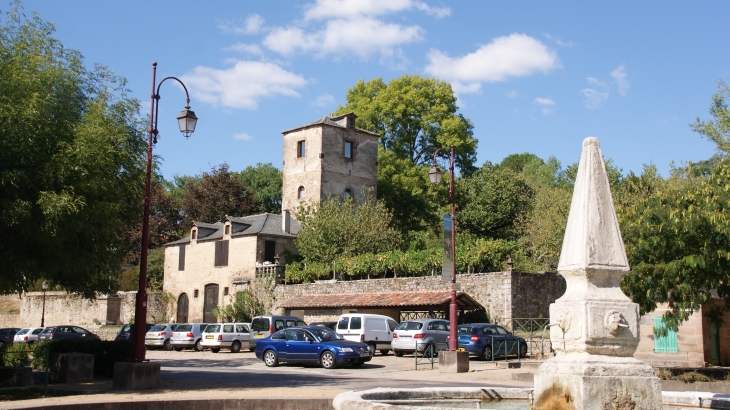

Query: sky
[19,1,730,180]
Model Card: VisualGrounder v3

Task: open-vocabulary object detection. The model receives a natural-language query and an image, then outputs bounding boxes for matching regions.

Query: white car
[14,327,44,345]
[336,314,398,356]
[200,323,250,353]
[145,324,178,350]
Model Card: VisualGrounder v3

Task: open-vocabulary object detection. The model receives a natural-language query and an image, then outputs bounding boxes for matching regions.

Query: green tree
[334,75,478,174]
[234,163,282,214]
[181,164,260,226]
[691,79,730,155]
[0,6,147,297]
[213,288,265,322]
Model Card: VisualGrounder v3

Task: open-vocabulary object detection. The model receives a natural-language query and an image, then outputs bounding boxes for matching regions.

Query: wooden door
[203,284,219,323]
[177,293,189,324]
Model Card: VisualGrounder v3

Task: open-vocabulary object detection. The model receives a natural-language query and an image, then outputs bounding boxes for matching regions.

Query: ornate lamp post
[41,280,48,327]
[132,62,198,362]
[429,145,458,351]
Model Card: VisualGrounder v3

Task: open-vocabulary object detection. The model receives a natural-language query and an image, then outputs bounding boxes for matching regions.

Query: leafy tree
[181,163,260,226]
[0,6,147,297]
[500,153,545,174]
[213,288,265,322]
[691,79,730,155]
[117,247,165,291]
[234,163,282,214]
[334,75,478,174]
[294,193,401,267]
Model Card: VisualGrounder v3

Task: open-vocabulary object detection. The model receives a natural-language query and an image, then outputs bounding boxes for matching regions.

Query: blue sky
[22,1,730,180]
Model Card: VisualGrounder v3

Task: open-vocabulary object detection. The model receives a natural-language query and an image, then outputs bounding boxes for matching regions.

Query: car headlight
[340,347,354,352]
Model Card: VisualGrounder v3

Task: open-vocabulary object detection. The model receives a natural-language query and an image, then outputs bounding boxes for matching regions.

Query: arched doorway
[177,293,189,323]
[203,284,219,323]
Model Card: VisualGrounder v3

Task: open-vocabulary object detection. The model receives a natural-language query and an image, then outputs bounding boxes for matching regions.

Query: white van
[336,313,398,355]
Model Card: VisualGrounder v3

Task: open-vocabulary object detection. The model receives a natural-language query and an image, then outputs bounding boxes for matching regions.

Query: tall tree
[234,163,282,214]
[0,6,147,297]
[334,75,478,175]
[181,164,260,226]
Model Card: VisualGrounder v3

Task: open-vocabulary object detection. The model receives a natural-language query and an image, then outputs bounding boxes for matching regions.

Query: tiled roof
[281,290,482,310]
[164,213,301,246]
[281,114,380,137]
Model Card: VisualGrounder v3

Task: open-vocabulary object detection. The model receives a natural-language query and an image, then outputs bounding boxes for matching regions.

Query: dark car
[453,323,527,361]
[115,323,154,342]
[38,326,100,342]
[309,321,337,331]
[0,328,21,347]
[255,327,372,369]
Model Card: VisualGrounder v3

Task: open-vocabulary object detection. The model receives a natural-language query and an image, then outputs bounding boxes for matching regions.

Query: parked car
[201,323,250,353]
[310,321,337,331]
[13,327,44,345]
[255,326,372,369]
[391,319,450,357]
[171,323,210,351]
[115,323,154,342]
[453,323,527,360]
[0,328,21,347]
[144,324,179,350]
[248,315,307,352]
[38,326,99,342]
[336,313,398,355]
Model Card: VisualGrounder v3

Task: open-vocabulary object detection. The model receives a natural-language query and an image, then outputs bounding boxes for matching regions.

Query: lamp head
[42,280,48,291]
[177,106,198,139]
[428,166,442,185]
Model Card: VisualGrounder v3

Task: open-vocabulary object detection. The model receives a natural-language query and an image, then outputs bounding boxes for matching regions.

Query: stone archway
[177,293,189,323]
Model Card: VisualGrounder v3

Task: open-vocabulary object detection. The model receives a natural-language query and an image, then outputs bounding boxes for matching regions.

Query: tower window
[344,141,353,159]
[298,186,305,199]
[225,225,230,235]
[297,140,306,157]
[344,189,351,198]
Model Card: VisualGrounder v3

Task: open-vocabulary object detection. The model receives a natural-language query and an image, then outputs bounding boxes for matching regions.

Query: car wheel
[482,345,492,361]
[248,347,255,352]
[379,349,389,356]
[163,339,173,351]
[173,347,183,352]
[520,342,528,358]
[367,342,376,356]
[263,350,278,367]
[230,341,241,353]
[320,351,337,369]
[194,339,203,352]
[394,350,404,357]
[211,348,220,353]
[352,360,365,367]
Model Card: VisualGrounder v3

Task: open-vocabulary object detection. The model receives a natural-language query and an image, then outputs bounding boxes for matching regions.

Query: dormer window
[347,116,354,127]
[225,225,231,235]
[192,229,197,240]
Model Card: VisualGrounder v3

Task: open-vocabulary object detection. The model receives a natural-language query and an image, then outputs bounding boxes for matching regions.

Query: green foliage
[3,343,31,367]
[691,79,730,155]
[334,75,478,174]
[234,162,283,214]
[213,288,265,322]
[32,340,132,377]
[0,5,147,297]
[116,247,165,291]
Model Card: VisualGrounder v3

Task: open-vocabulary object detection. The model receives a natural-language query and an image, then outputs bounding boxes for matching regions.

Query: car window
[176,325,192,332]
[73,327,87,334]
[297,321,307,327]
[32,328,44,335]
[41,328,54,334]
[337,317,349,330]
[286,329,308,341]
[388,320,398,331]
[223,325,234,333]
[350,317,362,330]
[495,326,509,335]
[120,324,133,333]
[149,325,166,332]
[483,327,494,335]
[459,327,472,335]
[236,324,248,333]
[206,325,221,333]
[271,330,286,340]
[309,327,343,341]
[198,324,209,332]
[285,320,296,327]
[170,324,179,331]
[251,318,270,332]
[274,320,285,331]
[16,329,28,335]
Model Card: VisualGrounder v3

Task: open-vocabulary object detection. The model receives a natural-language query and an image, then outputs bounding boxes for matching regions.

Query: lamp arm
[152,76,192,140]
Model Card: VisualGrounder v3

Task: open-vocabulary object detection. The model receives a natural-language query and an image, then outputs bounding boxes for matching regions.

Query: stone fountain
[533,137,662,409]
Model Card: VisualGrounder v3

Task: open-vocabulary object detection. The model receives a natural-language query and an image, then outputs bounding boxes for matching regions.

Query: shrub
[3,343,31,367]
[32,339,132,377]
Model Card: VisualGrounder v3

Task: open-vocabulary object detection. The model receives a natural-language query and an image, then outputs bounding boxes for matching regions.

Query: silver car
[144,323,178,350]
[201,323,251,353]
[14,327,44,345]
[170,323,209,351]
[391,319,450,357]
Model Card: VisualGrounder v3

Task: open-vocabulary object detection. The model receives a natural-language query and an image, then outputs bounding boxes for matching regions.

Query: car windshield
[176,325,192,332]
[395,322,423,331]
[16,329,28,335]
[308,327,344,342]
[41,327,54,334]
[120,324,132,333]
[251,319,269,331]
[149,325,166,332]
[205,324,221,333]
[458,326,474,335]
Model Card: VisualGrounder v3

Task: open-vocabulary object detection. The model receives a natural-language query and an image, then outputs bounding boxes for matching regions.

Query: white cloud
[218,14,265,35]
[581,77,609,109]
[312,93,335,107]
[224,43,264,56]
[535,97,555,116]
[543,33,574,47]
[610,64,629,96]
[233,132,254,141]
[180,60,307,110]
[507,90,520,98]
[263,17,424,59]
[424,34,560,94]
[303,0,449,20]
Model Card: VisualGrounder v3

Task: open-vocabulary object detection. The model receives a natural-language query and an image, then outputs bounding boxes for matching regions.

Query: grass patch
[0,387,85,401]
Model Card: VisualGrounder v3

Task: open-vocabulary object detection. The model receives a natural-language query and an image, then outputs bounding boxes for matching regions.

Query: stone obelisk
[533,137,661,410]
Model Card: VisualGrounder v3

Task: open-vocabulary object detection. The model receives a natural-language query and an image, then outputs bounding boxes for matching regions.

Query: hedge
[31,339,132,377]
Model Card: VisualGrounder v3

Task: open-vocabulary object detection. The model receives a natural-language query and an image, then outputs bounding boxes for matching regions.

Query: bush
[3,343,31,367]
[32,339,132,377]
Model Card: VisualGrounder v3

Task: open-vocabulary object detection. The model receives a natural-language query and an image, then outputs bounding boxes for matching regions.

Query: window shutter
[222,240,229,266]
[653,316,678,353]
[178,245,186,271]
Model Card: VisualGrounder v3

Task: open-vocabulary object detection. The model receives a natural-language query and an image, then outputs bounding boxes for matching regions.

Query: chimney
[282,209,290,234]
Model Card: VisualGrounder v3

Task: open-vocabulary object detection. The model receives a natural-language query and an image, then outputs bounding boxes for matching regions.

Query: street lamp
[429,145,458,351]
[41,281,48,327]
[132,62,198,362]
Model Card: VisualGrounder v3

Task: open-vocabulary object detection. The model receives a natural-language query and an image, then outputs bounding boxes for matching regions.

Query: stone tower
[281,112,379,215]
[533,137,662,410]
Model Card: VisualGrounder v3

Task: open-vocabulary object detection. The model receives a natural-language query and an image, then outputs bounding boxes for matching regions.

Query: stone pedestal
[438,351,469,373]
[113,362,160,390]
[50,353,94,383]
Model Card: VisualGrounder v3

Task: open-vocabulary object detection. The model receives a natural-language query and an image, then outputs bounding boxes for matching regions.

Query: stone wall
[272,271,566,326]
[0,291,167,328]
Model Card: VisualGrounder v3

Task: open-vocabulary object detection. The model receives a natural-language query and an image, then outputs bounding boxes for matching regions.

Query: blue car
[255,326,372,369]
[454,323,528,361]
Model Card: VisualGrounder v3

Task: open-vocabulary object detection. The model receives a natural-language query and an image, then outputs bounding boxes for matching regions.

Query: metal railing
[494,318,551,360]
[414,341,448,370]
[0,345,48,396]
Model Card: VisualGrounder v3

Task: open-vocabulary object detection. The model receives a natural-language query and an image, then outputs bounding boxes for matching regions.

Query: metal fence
[0,345,48,396]
[495,318,552,360]
[414,341,448,370]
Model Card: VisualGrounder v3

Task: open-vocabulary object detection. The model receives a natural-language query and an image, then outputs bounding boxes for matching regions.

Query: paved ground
[3,349,536,408]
